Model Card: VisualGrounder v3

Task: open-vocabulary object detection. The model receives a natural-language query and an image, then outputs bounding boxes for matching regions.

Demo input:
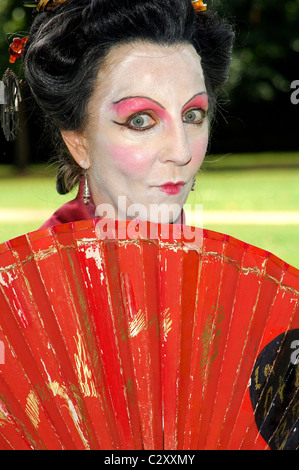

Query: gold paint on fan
[274,402,299,450]
[127,308,173,339]
[73,330,97,398]
[0,409,9,427]
[25,390,40,429]
[48,380,91,450]
[161,308,172,340]
[199,304,225,381]
[128,309,147,338]
[48,380,67,398]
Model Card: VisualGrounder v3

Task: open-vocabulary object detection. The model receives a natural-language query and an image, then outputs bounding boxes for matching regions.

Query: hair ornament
[8,37,28,64]
[0,69,22,141]
[23,0,67,12]
[192,0,207,12]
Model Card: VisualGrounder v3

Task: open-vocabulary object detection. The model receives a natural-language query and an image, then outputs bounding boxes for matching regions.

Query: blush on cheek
[191,137,208,165]
[107,143,152,175]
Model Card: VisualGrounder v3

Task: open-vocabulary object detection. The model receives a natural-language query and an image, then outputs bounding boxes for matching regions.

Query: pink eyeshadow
[112,97,171,121]
[182,93,209,113]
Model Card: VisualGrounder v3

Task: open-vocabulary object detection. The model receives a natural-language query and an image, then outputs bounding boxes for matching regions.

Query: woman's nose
[158,122,192,166]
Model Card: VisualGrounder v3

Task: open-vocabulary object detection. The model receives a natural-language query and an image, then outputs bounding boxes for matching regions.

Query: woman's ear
[61,130,90,169]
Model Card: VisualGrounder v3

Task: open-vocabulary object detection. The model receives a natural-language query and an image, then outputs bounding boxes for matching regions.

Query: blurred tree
[212,0,299,153]
[218,0,299,102]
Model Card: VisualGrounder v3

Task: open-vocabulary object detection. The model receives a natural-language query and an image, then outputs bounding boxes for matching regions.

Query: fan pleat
[194,234,245,450]
[0,220,298,450]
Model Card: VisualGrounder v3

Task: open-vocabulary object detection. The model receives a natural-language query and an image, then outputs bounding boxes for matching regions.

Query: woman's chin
[138,204,183,225]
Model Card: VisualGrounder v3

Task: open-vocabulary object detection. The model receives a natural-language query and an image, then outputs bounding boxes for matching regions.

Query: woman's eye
[183,108,206,125]
[128,113,156,130]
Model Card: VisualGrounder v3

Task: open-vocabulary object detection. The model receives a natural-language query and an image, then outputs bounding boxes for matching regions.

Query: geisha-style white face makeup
[63,41,209,223]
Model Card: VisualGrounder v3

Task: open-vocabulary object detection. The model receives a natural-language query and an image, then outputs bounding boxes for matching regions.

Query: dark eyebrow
[112,95,166,110]
[182,92,208,108]
[112,92,208,113]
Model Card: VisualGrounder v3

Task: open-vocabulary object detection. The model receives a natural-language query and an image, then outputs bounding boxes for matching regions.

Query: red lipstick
[159,181,185,195]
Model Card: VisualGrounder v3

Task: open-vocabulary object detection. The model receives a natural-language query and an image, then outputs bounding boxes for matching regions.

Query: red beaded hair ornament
[8,37,28,64]
[8,1,69,63]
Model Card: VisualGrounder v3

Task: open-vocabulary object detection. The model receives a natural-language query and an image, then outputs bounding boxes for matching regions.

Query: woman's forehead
[92,41,206,108]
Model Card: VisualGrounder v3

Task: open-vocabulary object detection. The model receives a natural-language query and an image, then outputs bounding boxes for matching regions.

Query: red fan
[0,219,298,450]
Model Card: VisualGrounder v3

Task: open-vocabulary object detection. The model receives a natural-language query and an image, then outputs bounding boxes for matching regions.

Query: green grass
[0,164,74,243]
[198,169,299,211]
[200,224,299,270]
[1,152,299,268]
[191,151,299,212]
[190,151,299,268]
[0,164,75,209]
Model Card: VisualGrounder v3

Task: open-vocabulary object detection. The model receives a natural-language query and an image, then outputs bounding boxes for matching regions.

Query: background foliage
[1,0,299,166]
[214,0,299,153]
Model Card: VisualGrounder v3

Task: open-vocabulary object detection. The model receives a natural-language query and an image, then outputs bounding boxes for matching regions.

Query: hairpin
[23,0,67,12]
[192,0,207,12]
[8,37,28,64]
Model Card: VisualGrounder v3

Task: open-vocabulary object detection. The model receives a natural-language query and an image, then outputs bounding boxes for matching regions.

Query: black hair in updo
[22,0,235,194]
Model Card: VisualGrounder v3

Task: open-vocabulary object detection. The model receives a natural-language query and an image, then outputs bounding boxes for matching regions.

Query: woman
[3,1,298,451]
[22,0,234,228]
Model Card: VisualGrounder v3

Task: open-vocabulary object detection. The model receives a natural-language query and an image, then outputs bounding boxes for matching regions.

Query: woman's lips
[159,181,185,195]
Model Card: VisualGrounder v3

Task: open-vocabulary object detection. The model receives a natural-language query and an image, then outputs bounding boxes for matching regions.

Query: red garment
[40,178,97,229]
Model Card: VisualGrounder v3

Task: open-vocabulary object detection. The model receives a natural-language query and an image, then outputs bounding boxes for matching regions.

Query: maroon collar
[40,177,97,229]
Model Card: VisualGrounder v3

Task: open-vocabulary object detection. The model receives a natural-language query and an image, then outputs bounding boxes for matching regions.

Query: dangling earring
[191,177,196,191]
[83,169,90,205]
